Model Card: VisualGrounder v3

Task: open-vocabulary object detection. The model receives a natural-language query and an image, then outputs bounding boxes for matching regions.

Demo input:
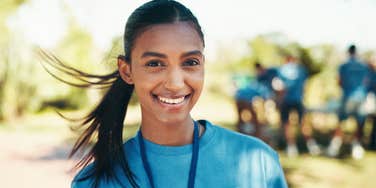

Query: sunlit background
[1,0,376,187]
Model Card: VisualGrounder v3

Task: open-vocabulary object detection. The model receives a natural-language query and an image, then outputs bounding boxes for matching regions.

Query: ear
[117,56,134,85]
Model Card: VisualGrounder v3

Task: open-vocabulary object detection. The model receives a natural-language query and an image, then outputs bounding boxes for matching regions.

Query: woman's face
[120,22,204,125]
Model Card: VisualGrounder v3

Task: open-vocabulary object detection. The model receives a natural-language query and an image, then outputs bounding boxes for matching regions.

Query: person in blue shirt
[233,75,263,136]
[366,58,376,150]
[255,63,279,100]
[327,45,369,159]
[276,56,320,157]
[41,1,287,187]
[232,73,271,139]
[253,63,279,142]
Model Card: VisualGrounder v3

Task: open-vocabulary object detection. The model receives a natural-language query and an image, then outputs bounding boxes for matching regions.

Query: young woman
[43,1,287,187]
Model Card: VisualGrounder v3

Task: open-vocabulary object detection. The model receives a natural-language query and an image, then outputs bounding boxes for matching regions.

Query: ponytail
[39,50,138,187]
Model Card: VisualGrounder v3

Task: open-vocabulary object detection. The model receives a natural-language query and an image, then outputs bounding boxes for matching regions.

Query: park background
[1,0,376,187]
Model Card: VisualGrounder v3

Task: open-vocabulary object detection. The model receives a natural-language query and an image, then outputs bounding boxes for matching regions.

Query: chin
[156,113,191,126]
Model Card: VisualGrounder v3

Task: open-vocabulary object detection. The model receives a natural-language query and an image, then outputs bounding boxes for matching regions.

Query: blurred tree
[0,0,28,120]
[278,42,323,76]
[0,35,38,119]
[0,1,102,120]
[248,34,283,67]
[0,48,10,120]
[39,20,97,110]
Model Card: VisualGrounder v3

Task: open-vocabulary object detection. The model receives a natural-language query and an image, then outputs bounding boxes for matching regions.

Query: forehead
[131,22,204,59]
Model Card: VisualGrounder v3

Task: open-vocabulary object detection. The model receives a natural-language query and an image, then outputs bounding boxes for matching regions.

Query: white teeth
[158,96,185,104]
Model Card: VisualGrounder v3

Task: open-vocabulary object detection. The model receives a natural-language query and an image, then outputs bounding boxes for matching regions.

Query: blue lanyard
[138,121,200,188]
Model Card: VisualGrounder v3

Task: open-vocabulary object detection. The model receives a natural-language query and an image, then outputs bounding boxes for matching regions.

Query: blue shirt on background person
[233,75,271,101]
[339,57,369,101]
[235,82,261,102]
[257,67,279,99]
[367,65,376,94]
[277,62,308,103]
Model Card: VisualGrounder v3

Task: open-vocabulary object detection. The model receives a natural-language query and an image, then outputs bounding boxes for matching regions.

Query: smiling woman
[119,22,205,136]
[41,1,287,188]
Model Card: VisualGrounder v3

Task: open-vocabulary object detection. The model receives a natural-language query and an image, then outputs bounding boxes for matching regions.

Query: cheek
[131,72,154,99]
[188,70,204,92]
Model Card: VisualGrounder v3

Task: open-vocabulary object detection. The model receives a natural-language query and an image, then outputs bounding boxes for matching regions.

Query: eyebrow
[141,51,166,58]
[141,50,203,59]
[181,50,203,58]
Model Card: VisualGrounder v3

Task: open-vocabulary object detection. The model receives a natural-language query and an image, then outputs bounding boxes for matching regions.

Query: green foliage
[248,34,284,67]
[0,0,37,120]
[249,35,324,76]
[38,20,100,111]
[0,42,39,119]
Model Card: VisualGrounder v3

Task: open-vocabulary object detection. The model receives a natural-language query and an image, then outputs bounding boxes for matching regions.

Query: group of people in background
[233,44,376,159]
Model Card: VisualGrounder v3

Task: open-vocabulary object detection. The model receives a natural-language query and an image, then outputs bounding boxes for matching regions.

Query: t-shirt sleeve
[71,164,95,188]
[71,176,94,188]
[71,180,91,188]
[264,150,288,188]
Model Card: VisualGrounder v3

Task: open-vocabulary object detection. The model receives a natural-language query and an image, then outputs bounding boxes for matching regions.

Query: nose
[164,66,185,92]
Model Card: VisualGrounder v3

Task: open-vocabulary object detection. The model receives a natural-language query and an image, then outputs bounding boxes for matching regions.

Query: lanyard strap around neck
[138,121,200,188]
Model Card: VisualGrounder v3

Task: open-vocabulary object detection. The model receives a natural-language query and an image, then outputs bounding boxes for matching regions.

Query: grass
[280,152,376,188]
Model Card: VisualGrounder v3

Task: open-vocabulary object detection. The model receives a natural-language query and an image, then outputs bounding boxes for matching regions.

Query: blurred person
[255,62,279,100]
[233,74,262,136]
[276,55,320,157]
[41,1,287,187]
[254,63,279,141]
[233,72,273,141]
[366,56,376,150]
[327,45,369,159]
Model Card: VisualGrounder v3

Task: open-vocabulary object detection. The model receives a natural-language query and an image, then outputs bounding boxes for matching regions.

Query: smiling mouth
[153,94,190,105]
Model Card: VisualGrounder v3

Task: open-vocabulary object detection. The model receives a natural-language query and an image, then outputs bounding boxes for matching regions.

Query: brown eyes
[145,59,200,67]
[146,60,164,67]
[182,59,200,66]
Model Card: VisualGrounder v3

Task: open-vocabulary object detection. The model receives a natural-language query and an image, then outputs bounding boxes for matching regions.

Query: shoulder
[339,63,347,72]
[202,120,286,185]
[71,163,126,188]
[71,163,96,188]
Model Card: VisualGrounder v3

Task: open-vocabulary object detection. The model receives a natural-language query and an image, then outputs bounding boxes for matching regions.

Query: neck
[140,117,200,146]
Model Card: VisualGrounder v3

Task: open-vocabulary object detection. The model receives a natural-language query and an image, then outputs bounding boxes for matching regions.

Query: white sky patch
[62,0,144,50]
[6,0,376,56]
[185,0,376,50]
[6,0,68,48]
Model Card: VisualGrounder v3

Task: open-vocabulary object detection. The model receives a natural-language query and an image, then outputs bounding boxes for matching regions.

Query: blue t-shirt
[339,57,369,100]
[235,83,261,101]
[72,120,287,188]
[257,67,278,91]
[257,67,278,99]
[235,81,270,101]
[367,67,376,94]
[277,62,308,103]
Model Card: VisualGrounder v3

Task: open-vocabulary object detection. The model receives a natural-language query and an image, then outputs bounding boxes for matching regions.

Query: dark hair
[254,62,262,69]
[348,44,356,55]
[123,0,204,61]
[40,1,204,187]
